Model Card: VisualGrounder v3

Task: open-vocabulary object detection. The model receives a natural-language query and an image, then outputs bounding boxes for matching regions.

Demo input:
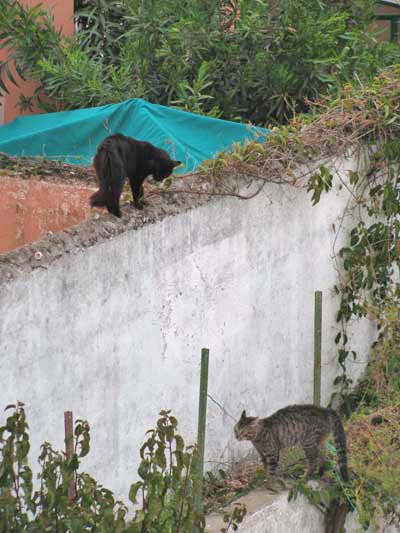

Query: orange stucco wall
[0,176,95,253]
[0,0,74,125]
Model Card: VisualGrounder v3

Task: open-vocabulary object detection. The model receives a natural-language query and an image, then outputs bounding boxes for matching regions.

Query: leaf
[129,481,142,504]
[155,447,167,470]
[138,461,149,480]
[348,170,359,185]
[68,453,79,471]
[175,434,184,452]
[79,434,90,458]
[16,436,30,461]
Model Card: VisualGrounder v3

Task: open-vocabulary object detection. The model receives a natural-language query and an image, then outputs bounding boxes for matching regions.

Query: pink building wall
[0,0,74,124]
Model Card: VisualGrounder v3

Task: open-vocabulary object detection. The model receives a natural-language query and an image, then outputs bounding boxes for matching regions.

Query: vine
[198,66,400,399]
[197,66,400,529]
[2,64,400,530]
[305,73,400,405]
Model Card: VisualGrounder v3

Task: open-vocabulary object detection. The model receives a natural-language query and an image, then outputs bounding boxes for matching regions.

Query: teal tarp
[0,99,269,172]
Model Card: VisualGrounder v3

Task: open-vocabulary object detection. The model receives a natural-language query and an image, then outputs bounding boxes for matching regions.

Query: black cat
[90,133,181,217]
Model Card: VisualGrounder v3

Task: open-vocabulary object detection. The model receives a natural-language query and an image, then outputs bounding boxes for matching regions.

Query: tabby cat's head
[234,410,259,441]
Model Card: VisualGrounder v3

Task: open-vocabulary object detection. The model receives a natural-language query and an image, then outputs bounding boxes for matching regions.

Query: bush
[1,1,400,124]
[0,404,203,532]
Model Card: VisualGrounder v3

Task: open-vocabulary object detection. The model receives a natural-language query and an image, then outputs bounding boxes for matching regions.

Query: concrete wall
[0,155,374,502]
[238,492,325,533]
[237,491,400,533]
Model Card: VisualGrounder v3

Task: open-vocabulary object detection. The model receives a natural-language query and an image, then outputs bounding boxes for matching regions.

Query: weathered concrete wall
[238,492,325,533]
[237,490,400,533]
[0,156,374,501]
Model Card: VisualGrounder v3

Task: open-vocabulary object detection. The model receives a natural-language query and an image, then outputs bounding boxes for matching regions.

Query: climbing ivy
[195,69,400,527]
[204,67,400,402]
[280,69,400,529]
[306,81,400,407]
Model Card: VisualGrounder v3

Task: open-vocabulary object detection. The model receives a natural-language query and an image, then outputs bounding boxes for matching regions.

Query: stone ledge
[0,173,239,286]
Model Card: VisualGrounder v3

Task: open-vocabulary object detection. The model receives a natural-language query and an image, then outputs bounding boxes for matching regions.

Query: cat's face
[152,158,182,181]
[234,410,259,441]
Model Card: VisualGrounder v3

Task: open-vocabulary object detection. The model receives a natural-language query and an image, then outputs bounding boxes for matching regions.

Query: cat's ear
[172,160,182,168]
[240,410,247,420]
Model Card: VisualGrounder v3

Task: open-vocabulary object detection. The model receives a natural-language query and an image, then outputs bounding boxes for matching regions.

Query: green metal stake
[314,291,322,406]
[194,347,209,527]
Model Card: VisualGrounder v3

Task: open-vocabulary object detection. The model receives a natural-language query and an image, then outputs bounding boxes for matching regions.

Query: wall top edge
[0,175,225,287]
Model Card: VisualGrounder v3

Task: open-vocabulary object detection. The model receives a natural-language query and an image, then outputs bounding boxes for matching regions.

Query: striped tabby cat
[234,404,348,481]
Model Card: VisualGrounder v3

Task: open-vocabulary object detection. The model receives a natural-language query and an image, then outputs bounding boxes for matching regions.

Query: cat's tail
[90,147,123,217]
[330,411,349,482]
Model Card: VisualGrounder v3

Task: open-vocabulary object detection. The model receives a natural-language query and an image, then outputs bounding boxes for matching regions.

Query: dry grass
[347,405,400,497]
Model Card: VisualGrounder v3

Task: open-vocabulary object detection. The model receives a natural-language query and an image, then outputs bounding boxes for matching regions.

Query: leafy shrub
[2,0,400,124]
[0,402,127,531]
[128,410,203,532]
[0,404,203,532]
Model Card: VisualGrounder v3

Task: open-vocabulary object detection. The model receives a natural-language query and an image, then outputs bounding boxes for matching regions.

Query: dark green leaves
[2,0,398,123]
[131,410,201,532]
[307,165,333,205]
[0,403,127,531]
[75,419,90,458]
[129,481,142,504]
[0,407,203,532]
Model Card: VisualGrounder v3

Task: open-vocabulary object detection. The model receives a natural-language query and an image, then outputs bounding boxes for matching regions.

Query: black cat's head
[234,410,259,441]
[152,158,182,182]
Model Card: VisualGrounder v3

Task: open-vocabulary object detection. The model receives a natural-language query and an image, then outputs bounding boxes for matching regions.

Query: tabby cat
[90,133,181,217]
[234,404,348,481]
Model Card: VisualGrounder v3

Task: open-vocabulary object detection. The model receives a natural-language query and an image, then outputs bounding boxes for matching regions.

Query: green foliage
[75,0,127,65]
[333,166,400,397]
[220,503,247,532]
[171,61,222,117]
[128,409,203,532]
[307,165,333,205]
[2,0,400,124]
[0,0,62,106]
[0,402,127,531]
[36,45,135,111]
[302,70,400,405]
[0,0,136,111]
[0,405,207,532]
[288,307,400,529]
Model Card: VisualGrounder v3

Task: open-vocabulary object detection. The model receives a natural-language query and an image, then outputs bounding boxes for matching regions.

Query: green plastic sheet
[0,99,269,172]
